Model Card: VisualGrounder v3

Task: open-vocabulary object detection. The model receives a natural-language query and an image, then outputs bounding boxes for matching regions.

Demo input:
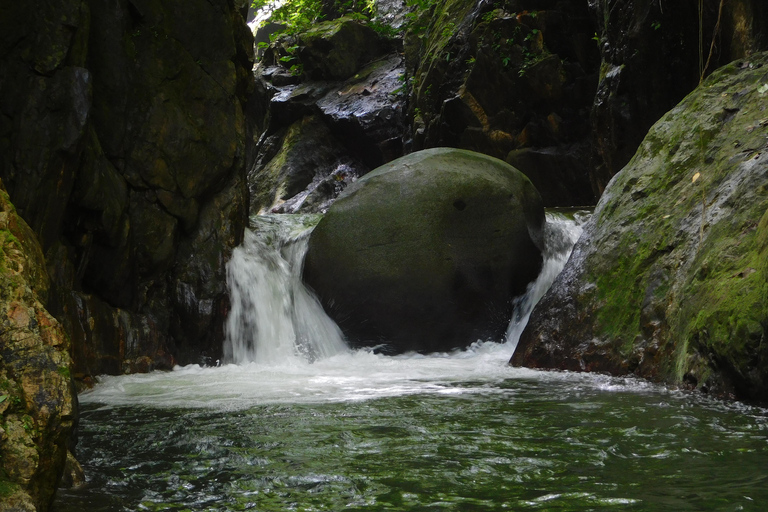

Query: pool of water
[53,345,768,512]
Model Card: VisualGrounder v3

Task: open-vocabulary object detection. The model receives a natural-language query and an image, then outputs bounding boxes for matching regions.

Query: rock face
[248,16,404,214]
[0,0,252,375]
[406,0,600,206]
[590,0,768,192]
[512,53,768,402]
[0,181,76,511]
[304,148,545,353]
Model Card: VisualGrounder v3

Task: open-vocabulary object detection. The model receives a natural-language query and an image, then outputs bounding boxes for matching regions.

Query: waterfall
[224,210,588,365]
[223,214,348,364]
[505,210,589,351]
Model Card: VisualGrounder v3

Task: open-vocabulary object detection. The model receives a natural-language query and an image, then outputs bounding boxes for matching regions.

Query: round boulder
[303,148,545,353]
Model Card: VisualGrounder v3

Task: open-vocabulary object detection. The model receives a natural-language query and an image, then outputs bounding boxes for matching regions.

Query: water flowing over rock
[512,53,768,402]
[304,148,545,353]
[0,0,252,376]
[224,214,348,364]
[0,181,76,511]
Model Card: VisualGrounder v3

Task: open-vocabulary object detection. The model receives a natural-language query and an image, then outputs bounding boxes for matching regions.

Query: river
[52,213,768,511]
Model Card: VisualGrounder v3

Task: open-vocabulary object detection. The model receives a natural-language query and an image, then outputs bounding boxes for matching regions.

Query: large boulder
[304,148,545,353]
[512,53,768,402]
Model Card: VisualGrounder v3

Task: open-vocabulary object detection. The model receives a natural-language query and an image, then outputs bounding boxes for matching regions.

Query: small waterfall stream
[223,214,348,364]
[223,210,587,364]
[505,210,589,350]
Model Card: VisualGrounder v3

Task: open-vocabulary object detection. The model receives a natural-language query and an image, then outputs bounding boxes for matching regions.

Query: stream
[52,213,768,511]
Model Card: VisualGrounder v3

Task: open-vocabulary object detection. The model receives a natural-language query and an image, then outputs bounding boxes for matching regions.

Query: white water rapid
[223,214,348,364]
[505,210,590,351]
[81,210,597,410]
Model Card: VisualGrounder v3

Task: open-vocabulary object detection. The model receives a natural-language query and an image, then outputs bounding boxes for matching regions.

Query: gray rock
[304,147,545,353]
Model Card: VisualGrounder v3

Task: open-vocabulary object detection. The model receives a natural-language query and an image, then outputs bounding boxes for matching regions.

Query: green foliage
[270,0,324,33]
[255,0,379,35]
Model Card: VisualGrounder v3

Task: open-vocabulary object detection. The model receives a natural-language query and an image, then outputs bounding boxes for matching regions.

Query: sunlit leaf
[692,172,701,183]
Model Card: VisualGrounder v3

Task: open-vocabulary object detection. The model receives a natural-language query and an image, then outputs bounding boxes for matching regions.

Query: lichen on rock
[0,180,76,511]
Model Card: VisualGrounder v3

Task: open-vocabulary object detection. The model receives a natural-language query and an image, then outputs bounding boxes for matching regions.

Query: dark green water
[53,365,768,512]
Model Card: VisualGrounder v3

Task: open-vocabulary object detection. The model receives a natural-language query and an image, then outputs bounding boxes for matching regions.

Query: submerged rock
[0,181,75,511]
[304,148,544,353]
[512,53,768,402]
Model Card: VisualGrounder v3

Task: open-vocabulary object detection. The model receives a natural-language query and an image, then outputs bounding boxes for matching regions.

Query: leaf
[759,84,768,95]
[0,394,7,404]
[692,172,701,183]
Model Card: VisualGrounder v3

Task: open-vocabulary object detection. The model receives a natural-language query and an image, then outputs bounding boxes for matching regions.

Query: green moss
[676,216,768,386]
[592,238,652,355]
[57,366,71,380]
[0,478,19,498]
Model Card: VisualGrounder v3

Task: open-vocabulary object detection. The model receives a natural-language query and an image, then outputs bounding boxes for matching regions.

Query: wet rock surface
[249,18,405,214]
[0,181,75,512]
[304,148,545,353]
[512,53,768,402]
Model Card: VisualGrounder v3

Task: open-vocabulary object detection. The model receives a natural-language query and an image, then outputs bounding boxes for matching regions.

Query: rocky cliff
[590,0,768,192]
[0,0,253,378]
[0,182,76,511]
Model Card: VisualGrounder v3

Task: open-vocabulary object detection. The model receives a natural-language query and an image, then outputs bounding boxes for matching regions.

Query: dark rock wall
[0,0,252,377]
[590,0,768,193]
[406,0,601,207]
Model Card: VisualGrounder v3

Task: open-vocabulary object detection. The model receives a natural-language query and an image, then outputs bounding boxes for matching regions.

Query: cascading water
[223,210,587,365]
[223,214,348,364]
[505,210,589,351]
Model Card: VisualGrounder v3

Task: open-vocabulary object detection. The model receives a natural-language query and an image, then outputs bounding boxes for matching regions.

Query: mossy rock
[304,148,544,353]
[513,53,768,402]
[0,179,75,511]
[298,16,387,81]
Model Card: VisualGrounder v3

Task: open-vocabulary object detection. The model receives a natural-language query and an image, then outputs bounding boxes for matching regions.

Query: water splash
[505,210,590,351]
[223,214,348,364]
